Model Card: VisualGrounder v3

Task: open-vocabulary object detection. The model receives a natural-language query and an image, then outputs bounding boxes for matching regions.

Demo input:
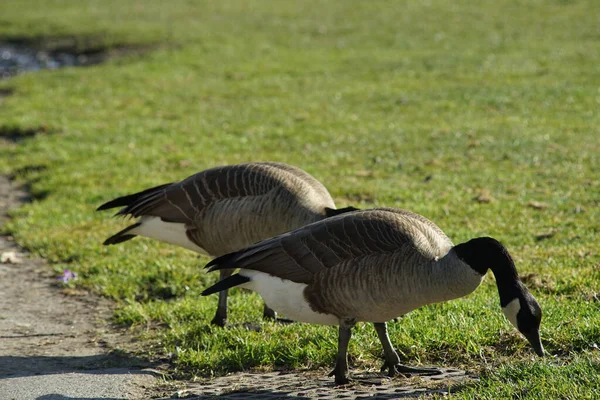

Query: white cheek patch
[502,298,521,329]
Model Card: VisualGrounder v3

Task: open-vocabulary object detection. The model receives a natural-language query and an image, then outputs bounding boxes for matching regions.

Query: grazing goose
[97,162,357,326]
[201,207,545,384]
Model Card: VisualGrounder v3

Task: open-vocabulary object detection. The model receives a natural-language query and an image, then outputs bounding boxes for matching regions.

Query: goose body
[230,209,483,324]
[203,208,544,384]
[98,162,356,326]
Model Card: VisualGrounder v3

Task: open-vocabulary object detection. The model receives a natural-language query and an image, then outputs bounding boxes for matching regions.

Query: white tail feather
[240,270,338,326]
[131,216,208,254]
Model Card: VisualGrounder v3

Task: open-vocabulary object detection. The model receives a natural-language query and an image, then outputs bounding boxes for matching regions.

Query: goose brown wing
[111,163,295,223]
[259,162,333,204]
[206,209,419,284]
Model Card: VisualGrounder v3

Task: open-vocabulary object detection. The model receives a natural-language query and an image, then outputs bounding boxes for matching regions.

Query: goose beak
[523,330,545,356]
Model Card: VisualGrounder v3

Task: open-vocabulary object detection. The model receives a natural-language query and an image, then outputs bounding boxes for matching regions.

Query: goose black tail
[201,274,250,296]
[96,183,173,212]
[103,223,141,245]
[205,250,243,271]
[325,206,360,218]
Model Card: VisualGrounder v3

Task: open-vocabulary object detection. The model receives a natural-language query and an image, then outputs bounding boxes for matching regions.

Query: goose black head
[501,283,544,356]
[454,237,544,356]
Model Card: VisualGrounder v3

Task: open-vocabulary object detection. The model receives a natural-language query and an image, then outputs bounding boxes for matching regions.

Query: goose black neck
[454,237,521,306]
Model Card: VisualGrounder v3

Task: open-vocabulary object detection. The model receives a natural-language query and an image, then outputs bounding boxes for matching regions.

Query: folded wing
[205,208,435,284]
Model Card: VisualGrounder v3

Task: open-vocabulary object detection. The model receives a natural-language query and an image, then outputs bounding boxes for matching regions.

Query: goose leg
[373,322,442,377]
[262,304,277,320]
[211,268,234,327]
[329,318,356,385]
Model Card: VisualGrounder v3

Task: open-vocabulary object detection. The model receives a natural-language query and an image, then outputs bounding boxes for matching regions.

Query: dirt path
[0,175,158,400]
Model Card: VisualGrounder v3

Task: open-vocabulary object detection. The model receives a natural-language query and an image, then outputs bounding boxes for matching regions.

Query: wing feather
[105,163,326,223]
[205,208,443,284]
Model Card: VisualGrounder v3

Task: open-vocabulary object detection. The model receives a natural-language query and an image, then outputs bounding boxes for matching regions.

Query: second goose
[97,162,357,326]
[202,207,544,384]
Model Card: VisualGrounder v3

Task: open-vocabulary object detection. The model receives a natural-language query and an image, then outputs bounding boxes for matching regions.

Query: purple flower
[57,269,78,283]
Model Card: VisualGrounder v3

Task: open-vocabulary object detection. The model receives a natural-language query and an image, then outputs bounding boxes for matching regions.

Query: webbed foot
[382,363,443,378]
[329,365,351,385]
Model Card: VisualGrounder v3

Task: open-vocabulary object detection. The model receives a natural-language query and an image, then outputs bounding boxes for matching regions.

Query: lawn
[1,0,599,398]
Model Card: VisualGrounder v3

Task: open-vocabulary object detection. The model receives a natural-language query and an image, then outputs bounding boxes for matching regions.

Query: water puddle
[0,42,105,80]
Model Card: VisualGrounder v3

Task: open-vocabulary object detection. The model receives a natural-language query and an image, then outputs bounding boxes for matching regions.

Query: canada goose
[201,208,545,384]
[97,162,358,327]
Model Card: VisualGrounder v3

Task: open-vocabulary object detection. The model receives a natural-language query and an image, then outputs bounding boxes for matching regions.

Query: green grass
[1,0,599,397]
